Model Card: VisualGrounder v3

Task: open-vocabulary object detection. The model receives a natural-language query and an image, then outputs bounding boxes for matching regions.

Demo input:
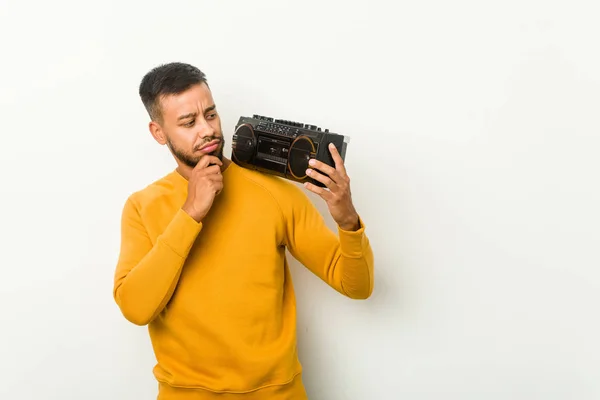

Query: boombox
[231,114,349,187]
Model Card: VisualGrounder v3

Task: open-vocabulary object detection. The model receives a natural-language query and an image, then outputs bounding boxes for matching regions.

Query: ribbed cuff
[338,216,366,258]
[159,208,203,258]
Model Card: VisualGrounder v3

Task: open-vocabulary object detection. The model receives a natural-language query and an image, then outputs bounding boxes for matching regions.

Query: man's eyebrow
[177,112,197,121]
[176,106,216,121]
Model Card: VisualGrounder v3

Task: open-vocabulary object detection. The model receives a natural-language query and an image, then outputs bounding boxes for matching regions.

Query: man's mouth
[197,139,220,153]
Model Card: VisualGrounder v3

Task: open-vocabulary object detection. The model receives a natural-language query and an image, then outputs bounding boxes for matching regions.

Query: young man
[113,62,374,399]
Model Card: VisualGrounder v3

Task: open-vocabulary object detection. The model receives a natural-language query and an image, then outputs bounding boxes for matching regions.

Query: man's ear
[149,121,167,145]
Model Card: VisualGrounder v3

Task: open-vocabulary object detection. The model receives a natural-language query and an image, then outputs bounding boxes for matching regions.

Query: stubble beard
[167,136,225,168]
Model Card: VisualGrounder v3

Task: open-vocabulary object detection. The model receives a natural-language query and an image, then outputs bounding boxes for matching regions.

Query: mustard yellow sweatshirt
[113,161,374,399]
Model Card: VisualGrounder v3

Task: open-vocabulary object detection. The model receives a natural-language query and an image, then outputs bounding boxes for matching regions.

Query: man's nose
[196,118,215,138]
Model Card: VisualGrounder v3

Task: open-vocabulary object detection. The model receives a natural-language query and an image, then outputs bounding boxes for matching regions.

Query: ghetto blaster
[231,114,350,187]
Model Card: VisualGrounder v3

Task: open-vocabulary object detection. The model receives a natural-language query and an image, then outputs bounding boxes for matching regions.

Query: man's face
[153,82,224,168]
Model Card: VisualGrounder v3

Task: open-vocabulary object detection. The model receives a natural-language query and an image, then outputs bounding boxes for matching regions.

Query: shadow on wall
[284,43,599,399]
[284,156,412,397]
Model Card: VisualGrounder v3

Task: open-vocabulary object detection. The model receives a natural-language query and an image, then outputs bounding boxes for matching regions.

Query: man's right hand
[182,156,224,223]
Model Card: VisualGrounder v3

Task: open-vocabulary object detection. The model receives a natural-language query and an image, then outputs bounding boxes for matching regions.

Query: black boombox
[231,114,349,187]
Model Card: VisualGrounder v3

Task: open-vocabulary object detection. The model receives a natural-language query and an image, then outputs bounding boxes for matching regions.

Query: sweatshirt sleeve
[281,184,374,299]
[113,197,203,325]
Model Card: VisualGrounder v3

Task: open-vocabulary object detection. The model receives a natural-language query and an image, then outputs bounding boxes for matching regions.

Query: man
[113,62,374,399]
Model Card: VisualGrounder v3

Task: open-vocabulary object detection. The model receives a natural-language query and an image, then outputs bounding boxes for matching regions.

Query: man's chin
[185,152,223,168]
[212,142,225,161]
[176,141,225,168]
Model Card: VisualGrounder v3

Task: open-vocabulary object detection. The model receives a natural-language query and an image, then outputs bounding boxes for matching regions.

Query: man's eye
[184,120,195,127]
[206,113,217,120]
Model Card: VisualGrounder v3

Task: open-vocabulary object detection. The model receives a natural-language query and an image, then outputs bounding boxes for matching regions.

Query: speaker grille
[232,124,256,163]
[288,136,315,179]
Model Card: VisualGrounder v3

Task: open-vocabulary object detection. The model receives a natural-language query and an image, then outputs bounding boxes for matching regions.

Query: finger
[306,168,338,191]
[205,171,223,182]
[205,165,223,175]
[328,143,347,175]
[195,155,223,170]
[303,181,333,201]
[200,159,224,173]
[213,175,224,190]
[196,166,221,178]
[204,173,223,185]
[213,182,224,194]
[308,158,339,183]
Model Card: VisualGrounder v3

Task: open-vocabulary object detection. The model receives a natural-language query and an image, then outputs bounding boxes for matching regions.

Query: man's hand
[182,155,224,223]
[303,143,360,231]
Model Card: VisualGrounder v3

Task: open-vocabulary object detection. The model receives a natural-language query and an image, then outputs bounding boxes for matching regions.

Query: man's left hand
[303,143,360,231]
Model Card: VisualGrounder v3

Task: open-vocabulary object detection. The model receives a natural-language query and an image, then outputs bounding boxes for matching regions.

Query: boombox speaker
[231,114,350,187]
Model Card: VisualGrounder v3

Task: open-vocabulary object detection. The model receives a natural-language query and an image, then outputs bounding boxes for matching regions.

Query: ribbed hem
[157,373,307,400]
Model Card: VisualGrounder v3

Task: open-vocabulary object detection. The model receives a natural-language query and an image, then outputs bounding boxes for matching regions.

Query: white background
[1,0,599,399]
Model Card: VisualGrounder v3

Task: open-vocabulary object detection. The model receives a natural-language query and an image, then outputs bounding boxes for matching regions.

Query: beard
[167,136,225,168]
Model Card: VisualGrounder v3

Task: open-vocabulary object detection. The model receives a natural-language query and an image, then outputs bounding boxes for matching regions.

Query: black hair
[138,62,208,122]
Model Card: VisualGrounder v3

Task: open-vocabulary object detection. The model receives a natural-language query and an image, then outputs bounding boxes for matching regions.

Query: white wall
[1,0,599,399]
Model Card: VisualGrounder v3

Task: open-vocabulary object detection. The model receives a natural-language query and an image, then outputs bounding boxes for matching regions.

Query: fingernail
[329,143,335,148]
[309,159,316,166]
[306,168,311,175]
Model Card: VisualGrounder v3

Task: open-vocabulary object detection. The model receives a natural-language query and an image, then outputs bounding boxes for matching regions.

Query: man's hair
[139,62,208,122]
